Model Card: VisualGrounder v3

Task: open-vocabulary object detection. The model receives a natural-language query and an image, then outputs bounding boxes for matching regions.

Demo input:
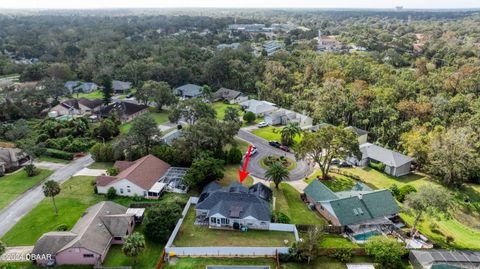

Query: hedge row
[44,148,74,160]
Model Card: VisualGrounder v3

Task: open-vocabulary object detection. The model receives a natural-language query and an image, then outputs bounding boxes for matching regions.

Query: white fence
[164,196,297,259]
[166,246,289,257]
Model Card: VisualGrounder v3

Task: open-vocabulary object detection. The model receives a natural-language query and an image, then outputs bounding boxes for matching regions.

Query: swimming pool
[352,230,381,241]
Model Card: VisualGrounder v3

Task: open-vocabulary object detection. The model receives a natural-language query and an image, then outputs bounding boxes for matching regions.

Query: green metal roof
[304,179,337,201]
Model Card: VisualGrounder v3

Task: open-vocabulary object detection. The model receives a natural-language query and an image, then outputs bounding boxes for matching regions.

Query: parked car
[269,141,281,148]
[258,122,268,128]
[246,146,258,156]
[330,159,341,166]
[126,92,134,98]
[338,162,352,168]
[279,145,290,152]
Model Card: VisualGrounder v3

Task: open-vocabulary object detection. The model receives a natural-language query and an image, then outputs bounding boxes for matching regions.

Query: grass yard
[163,258,276,269]
[211,102,240,121]
[272,183,326,225]
[282,256,377,269]
[218,164,254,187]
[340,167,480,250]
[88,162,114,169]
[251,126,301,144]
[305,171,355,192]
[173,207,295,247]
[319,234,359,248]
[75,90,103,99]
[242,117,263,127]
[1,176,102,245]
[260,156,297,171]
[120,111,170,133]
[37,155,71,164]
[103,225,164,269]
[0,169,53,210]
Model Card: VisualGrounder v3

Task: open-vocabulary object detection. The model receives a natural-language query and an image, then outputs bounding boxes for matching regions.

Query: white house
[96,155,188,198]
[239,99,277,116]
[264,108,313,128]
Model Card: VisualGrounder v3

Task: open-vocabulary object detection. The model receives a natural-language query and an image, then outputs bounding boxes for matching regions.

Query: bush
[144,203,182,242]
[365,236,407,268]
[90,143,114,162]
[446,235,455,245]
[106,187,117,200]
[272,211,290,224]
[243,111,256,123]
[24,164,39,177]
[55,224,68,231]
[397,185,417,202]
[389,184,400,197]
[369,161,385,172]
[107,167,120,176]
[331,248,353,262]
[36,133,49,143]
[44,148,74,160]
[226,148,243,164]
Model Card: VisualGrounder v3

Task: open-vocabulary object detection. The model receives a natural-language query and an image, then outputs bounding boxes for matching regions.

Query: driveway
[73,168,106,177]
[0,155,94,237]
[0,246,34,262]
[237,129,313,181]
[33,161,67,171]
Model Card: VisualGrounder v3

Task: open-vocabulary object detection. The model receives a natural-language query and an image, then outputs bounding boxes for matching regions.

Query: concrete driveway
[73,168,106,177]
[33,161,67,171]
[237,129,313,181]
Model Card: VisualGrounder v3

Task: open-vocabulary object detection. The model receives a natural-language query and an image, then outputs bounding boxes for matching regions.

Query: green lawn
[272,183,326,225]
[340,167,480,250]
[251,126,301,144]
[282,256,380,269]
[0,169,53,210]
[75,90,103,99]
[103,225,164,269]
[319,234,359,248]
[173,207,295,247]
[1,176,102,245]
[120,111,170,133]
[305,171,355,192]
[242,117,263,127]
[211,102,240,121]
[163,258,276,269]
[218,164,254,187]
[88,162,114,169]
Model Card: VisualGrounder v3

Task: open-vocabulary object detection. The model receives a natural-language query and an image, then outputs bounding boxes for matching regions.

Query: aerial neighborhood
[0,5,480,269]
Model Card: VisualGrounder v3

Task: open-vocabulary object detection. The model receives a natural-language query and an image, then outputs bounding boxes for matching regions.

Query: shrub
[226,148,243,164]
[243,111,256,123]
[36,133,49,143]
[144,203,182,242]
[24,164,39,177]
[90,143,114,162]
[44,148,74,160]
[55,224,68,231]
[365,236,407,268]
[397,185,417,202]
[446,235,455,245]
[331,248,353,262]
[107,167,120,176]
[132,194,143,202]
[272,211,290,224]
[369,161,385,172]
[106,187,117,200]
[389,184,400,197]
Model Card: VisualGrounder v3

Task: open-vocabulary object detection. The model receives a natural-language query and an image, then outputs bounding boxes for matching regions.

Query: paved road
[0,155,94,237]
[237,129,313,181]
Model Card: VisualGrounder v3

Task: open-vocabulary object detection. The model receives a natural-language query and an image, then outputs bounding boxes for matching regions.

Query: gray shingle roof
[213,88,242,101]
[360,143,413,167]
[112,80,132,91]
[175,84,203,97]
[197,182,272,221]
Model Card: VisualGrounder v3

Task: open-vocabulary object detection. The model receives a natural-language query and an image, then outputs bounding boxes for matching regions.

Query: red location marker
[239,145,253,184]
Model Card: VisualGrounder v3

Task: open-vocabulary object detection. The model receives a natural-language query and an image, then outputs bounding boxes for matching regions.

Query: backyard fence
[269,223,300,241]
[296,224,343,234]
[165,196,198,250]
[166,246,290,257]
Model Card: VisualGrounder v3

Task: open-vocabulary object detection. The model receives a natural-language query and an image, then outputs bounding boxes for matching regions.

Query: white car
[258,122,268,128]
[246,146,258,156]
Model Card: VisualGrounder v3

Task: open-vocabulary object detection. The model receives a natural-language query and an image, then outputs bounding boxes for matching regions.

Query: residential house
[99,101,148,122]
[264,108,313,128]
[316,31,343,52]
[96,154,188,198]
[409,249,480,269]
[228,24,266,33]
[345,126,369,145]
[65,81,99,94]
[64,81,79,93]
[239,99,277,116]
[358,143,413,177]
[31,201,135,266]
[195,182,272,230]
[174,84,203,99]
[49,98,103,117]
[304,180,400,229]
[112,80,132,95]
[263,40,284,56]
[213,88,248,104]
[0,147,30,175]
[216,43,241,50]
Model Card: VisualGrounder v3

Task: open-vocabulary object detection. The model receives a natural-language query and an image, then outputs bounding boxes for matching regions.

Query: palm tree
[122,232,146,264]
[264,162,289,188]
[280,122,303,146]
[43,180,61,215]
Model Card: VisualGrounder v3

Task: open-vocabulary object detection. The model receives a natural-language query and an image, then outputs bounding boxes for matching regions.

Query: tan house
[32,202,135,266]
[49,98,103,117]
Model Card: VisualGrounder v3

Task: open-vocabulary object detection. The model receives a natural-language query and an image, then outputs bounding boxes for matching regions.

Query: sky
[0,0,479,9]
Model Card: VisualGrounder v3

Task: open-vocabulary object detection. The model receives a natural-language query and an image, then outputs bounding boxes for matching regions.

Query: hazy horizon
[0,0,479,10]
